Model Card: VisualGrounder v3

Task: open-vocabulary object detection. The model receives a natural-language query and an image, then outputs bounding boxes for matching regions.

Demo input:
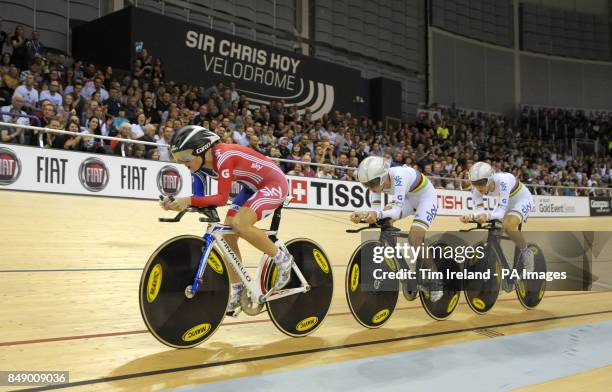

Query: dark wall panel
[520,54,612,110]
[432,32,456,106]
[485,48,515,113]
[431,30,515,114]
[520,3,610,61]
[455,40,486,109]
[582,64,612,109]
[549,60,582,108]
[520,54,549,106]
[430,0,513,47]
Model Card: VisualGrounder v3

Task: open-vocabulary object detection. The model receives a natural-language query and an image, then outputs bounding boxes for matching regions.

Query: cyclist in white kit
[460,161,535,272]
[350,156,443,302]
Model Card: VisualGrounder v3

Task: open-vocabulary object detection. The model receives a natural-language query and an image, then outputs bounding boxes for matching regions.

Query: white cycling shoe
[272,241,293,291]
[226,283,243,317]
[429,278,444,303]
[521,247,535,273]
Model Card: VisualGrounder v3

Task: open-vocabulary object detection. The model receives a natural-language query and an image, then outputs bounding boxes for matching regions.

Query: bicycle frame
[467,222,520,282]
[348,219,416,284]
[188,223,310,304]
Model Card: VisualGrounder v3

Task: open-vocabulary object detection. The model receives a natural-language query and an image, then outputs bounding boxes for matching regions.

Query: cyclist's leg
[505,187,534,271]
[231,206,277,256]
[503,213,525,249]
[409,185,443,301]
[230,184,287,257]
[225,187,256,284]
[409,185,438,269]
[219,185,258,315]
[231,182,291,289]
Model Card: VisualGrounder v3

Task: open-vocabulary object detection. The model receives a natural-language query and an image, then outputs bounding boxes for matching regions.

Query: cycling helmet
[170,125,220,162]
[357,156,391,188]
[469,161,494,186]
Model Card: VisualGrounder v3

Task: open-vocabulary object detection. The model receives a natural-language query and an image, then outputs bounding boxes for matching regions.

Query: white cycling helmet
[357,156,390,188]
[469,161,494,185]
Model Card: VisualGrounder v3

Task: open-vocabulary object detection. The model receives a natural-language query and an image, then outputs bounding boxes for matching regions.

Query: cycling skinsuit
[471,172,534,222]
[369,165,438,230]
[190,143,288,220]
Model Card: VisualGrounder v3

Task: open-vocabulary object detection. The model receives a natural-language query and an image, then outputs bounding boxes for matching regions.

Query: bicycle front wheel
[139,235,229,348]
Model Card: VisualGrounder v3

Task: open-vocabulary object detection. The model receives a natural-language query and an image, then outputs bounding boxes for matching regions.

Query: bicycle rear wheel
[516,244,547,309]
[265,239,334,337]
[419,238,463,320]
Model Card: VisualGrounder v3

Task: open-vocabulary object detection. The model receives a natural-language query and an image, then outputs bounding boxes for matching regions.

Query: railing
[0,119,158,157]
[0,120,609,195]
[0,112,42,146]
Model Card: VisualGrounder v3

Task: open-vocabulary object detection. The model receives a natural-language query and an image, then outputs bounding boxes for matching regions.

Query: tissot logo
[290,180,308,204]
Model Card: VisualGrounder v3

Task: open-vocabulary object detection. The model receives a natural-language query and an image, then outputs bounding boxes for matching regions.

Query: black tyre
[345,240,399,328]
[139,235,229,348]
[419,241,463,320]
[516,244,547,309]
[463,241,501,314]
[265,239,334,337]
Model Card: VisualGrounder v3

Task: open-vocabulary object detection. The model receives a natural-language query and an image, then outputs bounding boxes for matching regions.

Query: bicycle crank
[240,289,264,316]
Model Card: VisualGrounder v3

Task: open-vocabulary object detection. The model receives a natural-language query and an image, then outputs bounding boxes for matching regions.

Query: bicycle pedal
[225,307,242,318]
[501,280,514,293]
[240,290,264,316]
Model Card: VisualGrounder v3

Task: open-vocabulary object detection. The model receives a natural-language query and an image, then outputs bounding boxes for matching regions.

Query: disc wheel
[265,239,334,337]
[516,244,547,309]
[139,235,229,348]
[345,240,399,328]
[463,241,501,314]
[419,240,463,320]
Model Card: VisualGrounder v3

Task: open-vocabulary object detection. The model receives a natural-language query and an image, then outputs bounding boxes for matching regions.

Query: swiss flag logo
[290,180,308,204]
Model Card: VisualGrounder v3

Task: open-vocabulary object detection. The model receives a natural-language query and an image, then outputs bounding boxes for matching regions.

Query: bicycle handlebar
[459,219,503,232]
[158,195,220,223]
[346,217,400,233]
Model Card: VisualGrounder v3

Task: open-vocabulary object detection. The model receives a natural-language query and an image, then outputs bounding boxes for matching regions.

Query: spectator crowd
[0,25,611,196]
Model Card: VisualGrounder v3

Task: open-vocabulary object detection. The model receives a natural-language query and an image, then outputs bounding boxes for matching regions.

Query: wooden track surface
[1,191,611,391]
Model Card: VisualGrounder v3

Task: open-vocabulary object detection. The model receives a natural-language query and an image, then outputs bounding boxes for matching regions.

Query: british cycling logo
[394,175,402,186]
[0,147,21,185]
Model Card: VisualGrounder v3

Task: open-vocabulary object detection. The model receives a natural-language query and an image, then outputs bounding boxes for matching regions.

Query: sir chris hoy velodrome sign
[185,30,336,120]
[131,8,360,119]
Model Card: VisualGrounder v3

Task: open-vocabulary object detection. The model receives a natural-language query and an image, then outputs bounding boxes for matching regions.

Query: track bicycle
[460,220,547,313]
[139,197,334,348]
[345,218,462,328]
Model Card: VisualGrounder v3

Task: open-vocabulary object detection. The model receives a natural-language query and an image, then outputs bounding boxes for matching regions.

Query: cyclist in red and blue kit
[160,125,292,316]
